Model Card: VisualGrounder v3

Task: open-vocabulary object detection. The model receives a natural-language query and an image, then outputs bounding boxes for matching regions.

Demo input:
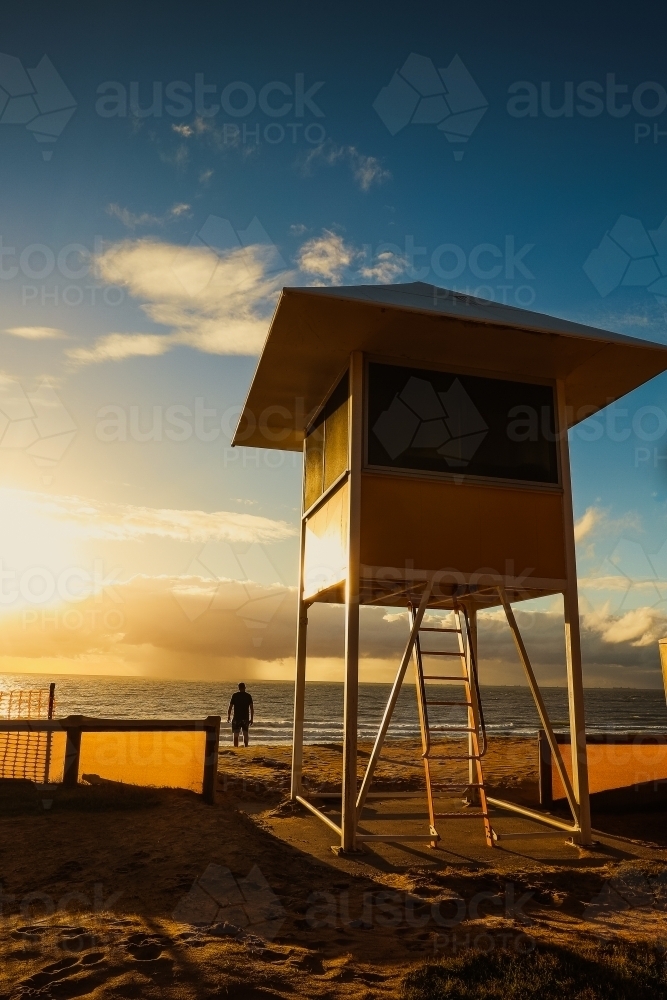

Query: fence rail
[0,715,221,804]
[538,729,667,808]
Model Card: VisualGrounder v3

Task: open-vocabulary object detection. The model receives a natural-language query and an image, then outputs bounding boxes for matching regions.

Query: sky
[1,1,667,687]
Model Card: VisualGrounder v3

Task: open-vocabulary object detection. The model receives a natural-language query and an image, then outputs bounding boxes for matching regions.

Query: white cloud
[303,141,391,191]
[574,506,604,542]
[107,202,192,229]
[4,326,68,340]
[0,569,662,683]
[67,332,173,365]
[351,152,392,191]
[359,250,408,283]
[166,117,263,161]
[585,606,667,647]
[160,144,190,168]
[69,237,292,364]
[297,230,356,284]
[7,488,296,544]
[171,118,211,139]
[475,604,666,683]
[297,230,408,286]
[574,505,642,543]
[66,213,415,365]
[107,205,161,228]
[579,574,659,592]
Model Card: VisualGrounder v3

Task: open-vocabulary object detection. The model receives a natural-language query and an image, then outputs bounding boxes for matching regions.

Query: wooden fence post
[43,682,56,784]
[202,717,220,804]
[63,725,82,788]
[538,729,553,807]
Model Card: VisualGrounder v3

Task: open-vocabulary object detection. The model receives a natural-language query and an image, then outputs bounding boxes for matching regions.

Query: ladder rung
[492,831,561,841]
[427,754,480,761]
[356,833,440,843]
[434,811,488,819]
[424,700,471,706]
[422,675,465,680]
[420,650,462,656]
[419,627,461,633]
[434,783,484,790]
[429,726,476,732]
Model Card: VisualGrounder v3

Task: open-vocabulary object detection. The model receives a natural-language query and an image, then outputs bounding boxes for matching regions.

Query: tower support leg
[290,600,308,799]
[563,590,592,843]
[466,606,479,804]
[556,379,592,845]
[341,352,363,852]
[291,476,309,800]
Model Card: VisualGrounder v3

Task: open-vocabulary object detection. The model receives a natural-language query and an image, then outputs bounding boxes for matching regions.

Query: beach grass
[402,941,667,1000]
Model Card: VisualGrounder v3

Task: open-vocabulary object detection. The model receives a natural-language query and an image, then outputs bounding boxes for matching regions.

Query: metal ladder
[411,605,494,848]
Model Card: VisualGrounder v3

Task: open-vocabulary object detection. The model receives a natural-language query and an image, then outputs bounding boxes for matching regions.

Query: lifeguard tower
[233,282,667,852]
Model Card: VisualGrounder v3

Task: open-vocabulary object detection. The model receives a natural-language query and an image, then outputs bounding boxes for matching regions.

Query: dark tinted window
[367,363,558,484]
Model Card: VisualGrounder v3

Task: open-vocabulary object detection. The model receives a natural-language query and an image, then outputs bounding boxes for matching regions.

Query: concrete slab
[263,793,662,881]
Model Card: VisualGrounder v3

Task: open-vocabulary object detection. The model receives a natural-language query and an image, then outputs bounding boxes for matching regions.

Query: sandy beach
[0,737,665,998]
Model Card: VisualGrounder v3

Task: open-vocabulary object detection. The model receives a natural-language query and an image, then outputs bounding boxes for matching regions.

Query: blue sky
[1,1,667,685]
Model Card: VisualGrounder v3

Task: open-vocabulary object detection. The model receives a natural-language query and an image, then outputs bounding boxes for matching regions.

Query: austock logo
[171,213,286,297]
[173,863,286,942]
[584,866,667,942]
[583,213,667,304]
[600,536,667,615]
[373,374,488,466]
[373,52,488,160]
[174,541,288,646]
[0,54,76,160]
[0,378,76,469]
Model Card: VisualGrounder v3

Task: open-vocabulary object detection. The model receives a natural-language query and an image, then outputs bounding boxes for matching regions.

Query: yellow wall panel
[359,473,566,583]
[553,741,667,797]
[78,731,206,793]
[303,481,349,600]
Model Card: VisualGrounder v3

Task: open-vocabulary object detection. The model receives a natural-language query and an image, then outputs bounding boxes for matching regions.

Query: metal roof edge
[279,282,667,354]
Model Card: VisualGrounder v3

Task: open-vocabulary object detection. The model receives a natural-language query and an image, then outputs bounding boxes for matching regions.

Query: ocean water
[0,675,665,744]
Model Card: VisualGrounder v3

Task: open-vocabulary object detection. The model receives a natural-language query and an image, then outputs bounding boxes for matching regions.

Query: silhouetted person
[227,683,254,747]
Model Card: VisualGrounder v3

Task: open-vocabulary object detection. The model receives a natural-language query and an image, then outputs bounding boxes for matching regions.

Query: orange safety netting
[0,687,56,783]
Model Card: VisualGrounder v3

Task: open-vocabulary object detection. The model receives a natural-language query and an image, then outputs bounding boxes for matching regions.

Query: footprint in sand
[57,926,98,954]
[11,924,48,945]
[79,951,105,965]
[126,939,164,961]
[20,955,79,987]
[15,950,114,999]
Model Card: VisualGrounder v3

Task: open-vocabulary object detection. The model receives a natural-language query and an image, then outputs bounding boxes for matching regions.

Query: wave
[1,675,665,745]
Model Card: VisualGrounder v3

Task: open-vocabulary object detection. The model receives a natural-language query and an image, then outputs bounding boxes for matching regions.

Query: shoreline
[1,671,665,690]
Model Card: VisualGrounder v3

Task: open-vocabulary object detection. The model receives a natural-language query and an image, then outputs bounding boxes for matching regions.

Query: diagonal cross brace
[498,587,580,826]
[355,581,433,820]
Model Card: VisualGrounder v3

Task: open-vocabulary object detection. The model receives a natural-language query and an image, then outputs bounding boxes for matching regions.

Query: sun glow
[0,489,85,613]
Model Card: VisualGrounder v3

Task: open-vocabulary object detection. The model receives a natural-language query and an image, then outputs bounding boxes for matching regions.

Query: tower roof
[233,282,667,451]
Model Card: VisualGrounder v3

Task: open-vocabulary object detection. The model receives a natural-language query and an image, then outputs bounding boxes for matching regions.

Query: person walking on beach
[227,683,254,747]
